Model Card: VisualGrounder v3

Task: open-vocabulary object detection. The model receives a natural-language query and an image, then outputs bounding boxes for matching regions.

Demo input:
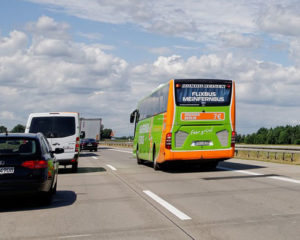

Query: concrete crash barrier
[99,142,300,164]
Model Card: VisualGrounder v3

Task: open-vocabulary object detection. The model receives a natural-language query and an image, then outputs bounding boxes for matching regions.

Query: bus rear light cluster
[231,131,236,147]
[165,132,172,149]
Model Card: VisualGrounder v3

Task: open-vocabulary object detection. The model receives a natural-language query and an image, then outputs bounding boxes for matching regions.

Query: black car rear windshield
[29,117,75,138]
[0,138,37,155]
[175,81,232,106]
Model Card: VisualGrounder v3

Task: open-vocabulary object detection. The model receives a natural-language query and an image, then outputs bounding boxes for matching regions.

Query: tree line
[0,124,25,133]
[236,125,300,145]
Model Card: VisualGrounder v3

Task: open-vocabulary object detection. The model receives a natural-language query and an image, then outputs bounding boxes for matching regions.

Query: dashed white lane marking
[107,149,132,154]
[92,156,98,159]
[106,164,117,171]
[218,166,300,184]
[143,190,191,221]
[58,234,92,239]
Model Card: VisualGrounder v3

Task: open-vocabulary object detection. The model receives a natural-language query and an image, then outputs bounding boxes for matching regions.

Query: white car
[25,112,82,172]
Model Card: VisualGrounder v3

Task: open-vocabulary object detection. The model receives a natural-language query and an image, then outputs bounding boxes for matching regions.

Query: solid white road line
[218,166,300,184]
[143,190,191,221]
[218,167,262,176]
[92,156,98,159]
[107,149,132,154]
[106,164,117,171]
[268,176,300,184]
[58,234,92,239]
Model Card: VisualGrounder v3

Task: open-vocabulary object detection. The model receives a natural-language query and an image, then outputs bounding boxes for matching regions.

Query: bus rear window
[175,82,232,106]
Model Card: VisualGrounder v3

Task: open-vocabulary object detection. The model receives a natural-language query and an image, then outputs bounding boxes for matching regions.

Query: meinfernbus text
[130,79,236,170]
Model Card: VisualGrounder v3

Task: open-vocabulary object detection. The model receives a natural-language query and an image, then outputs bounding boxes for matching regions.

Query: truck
[80,118,102,141]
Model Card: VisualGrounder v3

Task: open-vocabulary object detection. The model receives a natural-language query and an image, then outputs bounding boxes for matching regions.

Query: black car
[0,133,63,204]
[80,138,98,152]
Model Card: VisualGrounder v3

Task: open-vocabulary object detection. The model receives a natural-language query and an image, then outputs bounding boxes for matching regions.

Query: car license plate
[0,167,14,175]
[87,143,92,146]
[192,141,212,146]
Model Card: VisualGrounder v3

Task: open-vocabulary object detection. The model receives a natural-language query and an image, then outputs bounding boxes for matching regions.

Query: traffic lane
[0,153,192,240]
[100,148,300,240]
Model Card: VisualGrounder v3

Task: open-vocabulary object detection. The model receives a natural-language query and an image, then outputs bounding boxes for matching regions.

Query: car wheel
[39,190,53,205]
[52,182,57,195]
[94,148,98,152]
[72,162,78,173]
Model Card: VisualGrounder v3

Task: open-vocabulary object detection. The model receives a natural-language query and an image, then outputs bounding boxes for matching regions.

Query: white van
[25,112,82,172]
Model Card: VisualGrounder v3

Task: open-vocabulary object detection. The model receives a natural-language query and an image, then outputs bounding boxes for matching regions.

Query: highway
[1,147,300,240]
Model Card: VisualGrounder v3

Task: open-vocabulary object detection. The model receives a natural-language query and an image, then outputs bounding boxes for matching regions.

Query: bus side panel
[135,118,151,161]
[150,113,164,162]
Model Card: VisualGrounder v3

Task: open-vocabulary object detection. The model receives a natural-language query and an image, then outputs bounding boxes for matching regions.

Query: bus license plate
[192,141,211,146]
[0,167,14,175]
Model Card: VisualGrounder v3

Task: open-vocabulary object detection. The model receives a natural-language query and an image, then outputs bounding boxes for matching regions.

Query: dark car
[80,138,98,152]
[0,133,63,204]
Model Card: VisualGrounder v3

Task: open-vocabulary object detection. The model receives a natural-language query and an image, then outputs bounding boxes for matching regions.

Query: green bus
[130,79,236,170]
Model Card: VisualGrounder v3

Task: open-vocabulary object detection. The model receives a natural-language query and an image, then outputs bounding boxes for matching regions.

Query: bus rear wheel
[136,146,142,165]
[153,147,159,171]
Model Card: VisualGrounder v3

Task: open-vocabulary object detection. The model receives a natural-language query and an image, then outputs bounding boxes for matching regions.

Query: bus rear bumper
[162,148,234,162]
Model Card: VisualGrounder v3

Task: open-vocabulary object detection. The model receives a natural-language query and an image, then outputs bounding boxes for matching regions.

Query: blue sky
[0,0,300,136]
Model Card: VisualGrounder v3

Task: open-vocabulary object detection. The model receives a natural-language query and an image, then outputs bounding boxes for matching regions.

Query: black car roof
[0,133,42,139]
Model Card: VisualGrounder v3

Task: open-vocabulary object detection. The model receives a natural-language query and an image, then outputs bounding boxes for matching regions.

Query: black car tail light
[21,160,48,169]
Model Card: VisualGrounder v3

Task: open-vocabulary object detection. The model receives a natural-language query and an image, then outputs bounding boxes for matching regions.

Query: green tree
[11,124,25,133]
[0,125,7,133]
[101,128,113,139]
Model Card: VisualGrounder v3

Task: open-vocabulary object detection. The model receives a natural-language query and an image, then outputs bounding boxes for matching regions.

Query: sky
[0,0,299,136]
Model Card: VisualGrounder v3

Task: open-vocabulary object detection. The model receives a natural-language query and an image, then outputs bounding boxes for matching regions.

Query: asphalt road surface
[1,146,300,240]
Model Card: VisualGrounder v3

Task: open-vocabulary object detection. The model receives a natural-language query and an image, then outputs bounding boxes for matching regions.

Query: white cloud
[25,0,262,42]
[26,15,70,39]
[258,4,300,36]
[149,47,172,55]
[0,111,15,120]
[289,40,300,65]
[0,16,130,132]
[0,31,28,56]
[220,32,262,48]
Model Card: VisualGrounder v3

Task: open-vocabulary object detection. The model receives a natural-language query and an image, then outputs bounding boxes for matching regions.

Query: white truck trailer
[80,118,102,141]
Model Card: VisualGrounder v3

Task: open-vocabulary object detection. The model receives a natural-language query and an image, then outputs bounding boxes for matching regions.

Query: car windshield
[0,138,37,155]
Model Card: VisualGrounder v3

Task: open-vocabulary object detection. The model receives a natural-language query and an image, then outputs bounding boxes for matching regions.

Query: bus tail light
[21,160,48,169]
[165,132,172,149]
[75,137,80,152]
[231,131,236,147]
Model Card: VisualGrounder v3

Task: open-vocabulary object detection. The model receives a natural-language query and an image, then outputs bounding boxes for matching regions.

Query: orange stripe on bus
[231,81,236,132]
[157,80,175,163]
[181,112,225,121]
